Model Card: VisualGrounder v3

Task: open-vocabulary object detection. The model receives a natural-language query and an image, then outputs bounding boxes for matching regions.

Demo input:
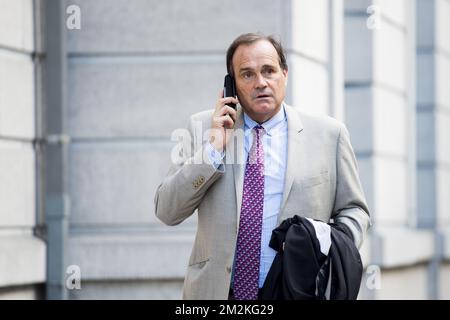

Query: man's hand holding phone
[209,89,239,153]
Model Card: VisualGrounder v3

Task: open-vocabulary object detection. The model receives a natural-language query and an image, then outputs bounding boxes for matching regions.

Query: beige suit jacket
[154,103,371,300]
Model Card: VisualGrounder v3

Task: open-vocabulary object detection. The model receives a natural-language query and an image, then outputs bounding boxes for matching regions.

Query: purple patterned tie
[234,125,265,300]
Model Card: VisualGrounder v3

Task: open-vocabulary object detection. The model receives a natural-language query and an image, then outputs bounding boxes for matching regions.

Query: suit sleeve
[331,124,372,249]
[154,114,224,226]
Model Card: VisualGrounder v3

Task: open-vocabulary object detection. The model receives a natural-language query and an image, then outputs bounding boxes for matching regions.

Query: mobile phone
[223,74,236,109]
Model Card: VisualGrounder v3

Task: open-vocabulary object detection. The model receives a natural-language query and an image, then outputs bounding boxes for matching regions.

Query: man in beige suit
[154,33,371,300]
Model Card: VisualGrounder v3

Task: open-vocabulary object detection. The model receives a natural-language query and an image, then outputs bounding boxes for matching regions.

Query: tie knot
[253,125,265,137]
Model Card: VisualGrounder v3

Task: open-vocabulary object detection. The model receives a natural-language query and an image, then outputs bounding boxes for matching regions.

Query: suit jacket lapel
[279,104,304,220]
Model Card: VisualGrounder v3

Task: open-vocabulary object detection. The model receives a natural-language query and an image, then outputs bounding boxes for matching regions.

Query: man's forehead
[233,40,279,69]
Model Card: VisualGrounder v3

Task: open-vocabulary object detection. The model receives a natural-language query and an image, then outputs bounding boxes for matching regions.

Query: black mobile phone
[223,74,236,109]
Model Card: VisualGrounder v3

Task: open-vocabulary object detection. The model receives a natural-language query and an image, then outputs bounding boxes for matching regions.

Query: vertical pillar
[44,0,69,300]
[329,0,345,121]
[416,0,450,300]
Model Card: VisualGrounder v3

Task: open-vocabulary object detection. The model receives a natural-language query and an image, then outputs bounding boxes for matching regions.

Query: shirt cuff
[305,218,331,256]
[205,142,225,172]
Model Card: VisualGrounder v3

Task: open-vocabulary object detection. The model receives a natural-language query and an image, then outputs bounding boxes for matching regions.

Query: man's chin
[254,103,277,114]
[251,99,273,108]
[244,104,279,122]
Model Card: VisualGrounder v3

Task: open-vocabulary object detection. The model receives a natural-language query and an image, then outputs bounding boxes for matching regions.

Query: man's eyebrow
[238,64,277,72]
[238,67,254,73]
[261,64,277,69]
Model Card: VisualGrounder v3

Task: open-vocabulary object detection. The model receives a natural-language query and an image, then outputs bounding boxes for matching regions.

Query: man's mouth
[255,93,272,100]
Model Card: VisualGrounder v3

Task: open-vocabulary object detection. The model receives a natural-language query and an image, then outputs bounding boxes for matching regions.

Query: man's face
[232,40,288,124]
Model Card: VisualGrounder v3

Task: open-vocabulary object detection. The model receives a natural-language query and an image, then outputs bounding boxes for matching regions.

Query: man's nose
[254,73,268,88]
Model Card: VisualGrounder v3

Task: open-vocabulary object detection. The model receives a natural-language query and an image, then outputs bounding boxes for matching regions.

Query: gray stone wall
[0,0,46,299]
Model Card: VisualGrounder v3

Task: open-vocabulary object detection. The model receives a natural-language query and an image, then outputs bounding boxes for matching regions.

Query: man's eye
[243,72,253,79]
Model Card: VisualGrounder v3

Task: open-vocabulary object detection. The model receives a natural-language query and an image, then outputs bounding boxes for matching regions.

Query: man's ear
[284,70,289,87]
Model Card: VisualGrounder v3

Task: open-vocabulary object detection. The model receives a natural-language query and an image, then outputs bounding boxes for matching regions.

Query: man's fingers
[216,97,238,109]
[214,114,234,128]
[221,96,239,106]
[218,88,239,104]
[220,105,237,120]
[214,94,239,113]
[214,114,234,124]
[210,90,237,151]
[214,105,236,122]
[214,89,225,112]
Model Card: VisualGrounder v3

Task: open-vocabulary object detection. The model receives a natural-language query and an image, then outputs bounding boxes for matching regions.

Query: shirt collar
[243,103,286,136]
